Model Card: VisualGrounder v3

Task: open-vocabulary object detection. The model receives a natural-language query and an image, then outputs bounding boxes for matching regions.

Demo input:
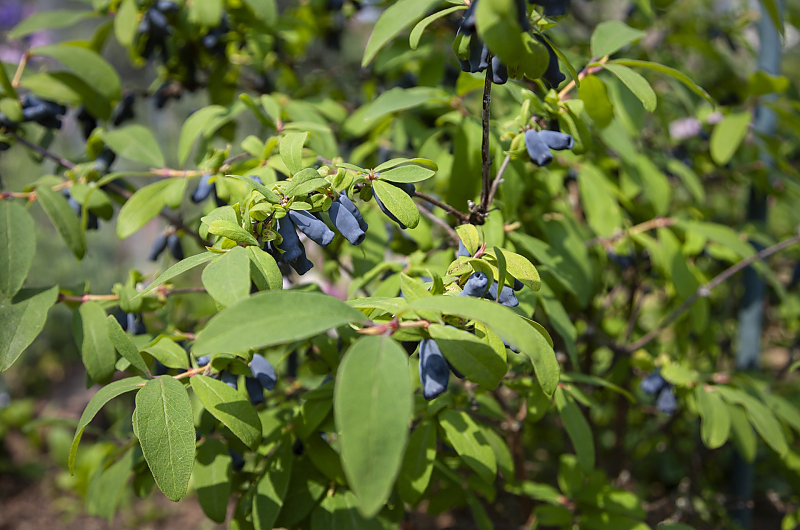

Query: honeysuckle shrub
[1,0,799,528]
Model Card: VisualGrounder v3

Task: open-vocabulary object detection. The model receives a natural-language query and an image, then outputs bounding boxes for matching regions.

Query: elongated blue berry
[640,369,667,395]
[245,377,265,405]
[251,353,277,391]
[329,198,366,245]
[490,55,508,85]
[221,371,238,389]
[538,130,574,151]
[337,194,368,232]
[656,386,677,414]
[127,313,147,335]
[459,0,478,35]
[276,217,303,262]
[535,34,566,87]
[486,281,519,307]
[524,130,553,166]
[192,173,215,203]
[197,355,210,366]
[229,449,245,472]
[288,210,334,246]
[148,234,168,261]
[457,240,471,258]
[512,278,524,291]
[419,339,449,400]
[459,272,489,298]
[531,0,569,17]
[167,233,183,260]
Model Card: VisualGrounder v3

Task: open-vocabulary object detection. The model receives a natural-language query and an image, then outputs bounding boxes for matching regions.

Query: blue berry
[245,377,265,405]
[197,355,210,366]
[276,217,303,262]
[329,198,366,245]
[288,210,334,247]
[419,339,449,400]
[524,130,553,166]
[167,233,183,260]
[221,371,238,389]
[538,130,574,151]
[336,194,368,232]
[656,386,677,415]
[192,174,215,203]
[459,272,489,298]
[148,234,168,261]
[486,281,519,307]
[640,369,668,395]
[250,354,277,391]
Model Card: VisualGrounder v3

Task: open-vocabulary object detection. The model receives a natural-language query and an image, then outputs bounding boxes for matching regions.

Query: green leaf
[410,6,467,49]
[86,446,135,519]
[113,0,139,47]
[31,44,120,102]
[397,419,437,505]
[428,324,507,390]
[280,132,308,176]
[106,315,150,376]
[193,438,232,524]
[728,404,756,463]
[36,185,85,259]
[190,0,223,26]
[190,375,262,449]
[666,159,705,203]
[242,0,278,26]
[9,10,97,40]
[0,201,36,298]
[378,164,435,183]
[695,387,730,450]
[610,59,713,105]
[361,87,446,122]
[373,180,420,229]
[709,111,752,166]
[202,247,250,308]
[716,386,788,458]
[578,163,623,238]
[438,408,497,483]
[227,174,281,204]
[578,75,614,129]
[103,125,165,168]
[76,301,117,384]
[590,21,646,57]
[177,105,227,166]
[603,64,656,112]
[115,179,172,239]
[362,0,442,66]
[0,286,59,371]
[253,438,294,530]
[248,247,283,291]
[208,220,259,246]
[334,336,413,518]
[142,337,189,369]
[274,456,327,528]
[135,376,195,502]
[555,388,595,472]
[401,296,560,396]
[193,290,367,356]
[136,253,214,298]
[69,376,146,474]
[497,250,541,291]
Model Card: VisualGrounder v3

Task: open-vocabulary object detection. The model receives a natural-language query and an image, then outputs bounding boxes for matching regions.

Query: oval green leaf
[0,201,36,298]
[190,375,262,449]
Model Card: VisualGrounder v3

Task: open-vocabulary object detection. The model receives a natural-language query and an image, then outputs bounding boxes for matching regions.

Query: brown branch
[57,286,208,304]
[412,191,469,223]
[585,217,676,247]
[626,232,800,351]
[419,206,459,243]
[478,70,493,214]
[486,154,511,207]
[12,133,76,169]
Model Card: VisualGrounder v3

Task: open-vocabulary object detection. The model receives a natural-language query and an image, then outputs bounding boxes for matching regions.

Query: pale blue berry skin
[457,240,471,258]
[524,130,554,166]
[288,210,335,247]
[192,174,215,203]
[459,272,489,298]
[486,281,519,308]
[656,386,677,415]
[419,339,449,400]
[329,199,366,245]
[251,354,277,391]
[276,217,303,262]
[337,194,368,232]
[197,355,211,366]
[641,370,668,395]
[538,130,575,151]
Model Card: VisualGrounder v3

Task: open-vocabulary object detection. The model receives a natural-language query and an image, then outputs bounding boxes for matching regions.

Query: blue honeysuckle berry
[221,371,238,389]
[229,449,245,472]
[127,313,147,335]
[251,353,277,391]
[512,278,524,291]
[153,360,169,376]
[535,34,566,87]
[245,377,265,405]
[197,355,210,366]
[337,194,368,232]
[148,233,168,261]
[524,130,554,166]
[538,130,575,151]
[530,0,570,17]
[329,197,367,245]
[192,173,215,203]
[276,217,303,263]
[111,93,136,127]
[486,281,519,307]
[640,369,668,395]
[459,272,490,298]
[167,233,183,260]
[515,0,532,30]
[289,243,314,275]
[419,339,450,400]
[656,386,677,415]
[288,210,334,247]
[459,0,478,35]
[457,239,471,258]
[490,55,508,85]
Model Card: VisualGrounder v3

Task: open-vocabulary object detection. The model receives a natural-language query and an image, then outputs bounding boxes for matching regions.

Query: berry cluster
[640,369,677,415]
[524,129,574,166]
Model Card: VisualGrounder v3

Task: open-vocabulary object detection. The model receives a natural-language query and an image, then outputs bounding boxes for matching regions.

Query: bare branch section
[585,217,676,247]
[478,70,493,216]
[626,232,800,351]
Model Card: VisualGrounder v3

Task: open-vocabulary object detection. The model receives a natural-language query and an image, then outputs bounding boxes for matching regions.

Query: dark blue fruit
[288,210,334,246]
[127,313,147,335]
[111,93,136,127]
[538,130,574,151]
[524,130,553,166]
[486,281,519,307]
[457,240,471,258]
[459,272,489,298]
[229,449,245,472]
[148,234,169,261]
[459,0,478,35]
[289,246,314,276]
[197,355,210,366]
[490,55,508,85]
[77,106,97,139]
[535,34,566,87]
[512,278,524,291]
[336,194,368,232]
[419,339,449,400]
[656,386,677,414]
[531,0,570,17]
[276,217,303,262]
[245,377,265,405]
[515,0,531,30]
[640,369,667,395]
[251,354,277,391]
[221,371,238,389]
[192,173,215,203]
[329,198,366,245]
[155,0,179,13]
[167,233,183,260]
[92,148,116,174]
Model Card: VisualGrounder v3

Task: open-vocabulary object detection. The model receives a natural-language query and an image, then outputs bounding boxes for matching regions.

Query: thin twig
[478,70,493,214]
[585,217,676,247]
[413,191,469,223]
[486,154,511,206]
[419,206,459,243]
[626,232,800,351]
[11,52,28,88]
[12,133,75,169]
